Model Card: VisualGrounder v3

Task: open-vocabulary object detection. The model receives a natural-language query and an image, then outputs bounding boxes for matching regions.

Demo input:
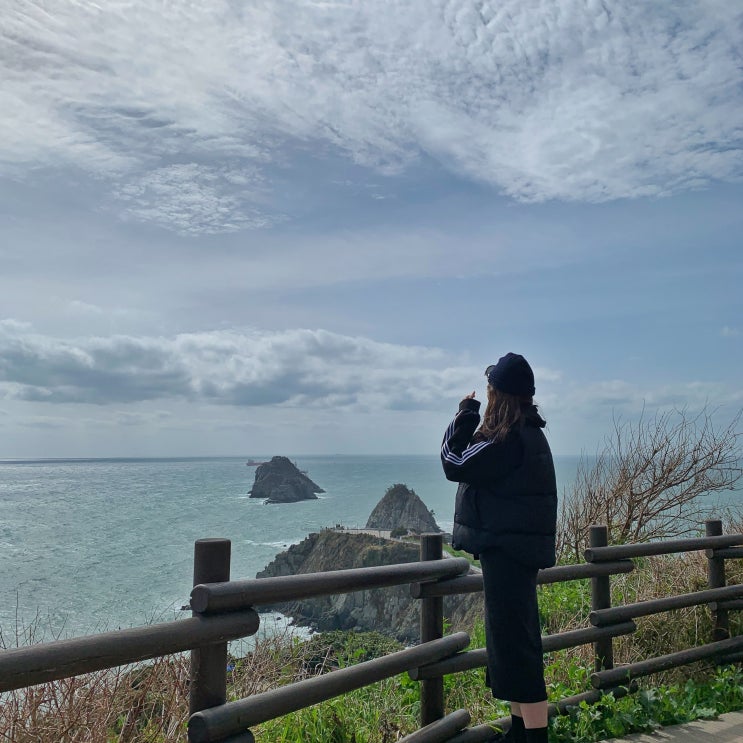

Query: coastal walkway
[603,710,743,742]
[332,526,393,538]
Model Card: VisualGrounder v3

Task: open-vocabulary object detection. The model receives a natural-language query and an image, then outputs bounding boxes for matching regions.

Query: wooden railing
[1,520,742,743]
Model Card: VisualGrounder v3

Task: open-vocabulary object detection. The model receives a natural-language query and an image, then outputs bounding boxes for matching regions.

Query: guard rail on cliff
[1,520,742,742]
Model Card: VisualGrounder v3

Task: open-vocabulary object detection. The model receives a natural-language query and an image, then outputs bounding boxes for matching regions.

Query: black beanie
[486,353,535,397]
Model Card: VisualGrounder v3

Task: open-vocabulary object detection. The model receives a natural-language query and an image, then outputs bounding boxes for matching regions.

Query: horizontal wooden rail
[0,611,259,693]
[187,632,470,742]
[445,719,507,743]
[538,560,636,584]
[398,709,471,743]
[411,560,634,598]
[584,533,743,562]
[591,635,743,688]
[409,622,636,680]
[711,599,743,611]
[549,682,638,715]
[718,650,743,665]
[445,684,637,743]
[708,547,743,560]
[411,573,483,598]
[191,558,471,613]
[589,583,743,626]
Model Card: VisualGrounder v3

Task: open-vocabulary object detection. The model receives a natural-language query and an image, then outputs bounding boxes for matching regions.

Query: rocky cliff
[365,483,441,534]
[249,456,325,504]
[256,530,483,642]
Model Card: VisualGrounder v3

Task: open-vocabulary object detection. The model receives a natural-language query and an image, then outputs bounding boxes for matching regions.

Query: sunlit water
[3,454,735,642]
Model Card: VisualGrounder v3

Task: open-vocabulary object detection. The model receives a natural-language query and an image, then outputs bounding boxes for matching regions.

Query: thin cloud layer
[2,1,741,233]
[1,323,737,423]
[0,323,472,410]
[116,164,275,234]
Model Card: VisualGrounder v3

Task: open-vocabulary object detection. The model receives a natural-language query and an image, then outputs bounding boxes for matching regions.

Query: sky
[0,0,741,458]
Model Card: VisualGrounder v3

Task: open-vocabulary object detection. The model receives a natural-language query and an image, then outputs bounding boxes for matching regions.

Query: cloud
[112,410,173,426]
[4,322,738,433]
[68,301,104,315]
[544,378,740,415]
[2,1,741,232]
[16,416,68,429]
[0,323,476,410]
[721,326,741,337]
[0,334,192,404]
[115,163,278,235]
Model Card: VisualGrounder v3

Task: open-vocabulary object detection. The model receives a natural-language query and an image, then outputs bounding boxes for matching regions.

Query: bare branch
[557,406,742,561]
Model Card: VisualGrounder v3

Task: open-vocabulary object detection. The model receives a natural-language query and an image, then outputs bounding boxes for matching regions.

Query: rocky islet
[248,456,325,504]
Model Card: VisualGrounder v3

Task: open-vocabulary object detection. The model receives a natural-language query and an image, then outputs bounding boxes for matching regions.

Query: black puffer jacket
[441,398,557,569]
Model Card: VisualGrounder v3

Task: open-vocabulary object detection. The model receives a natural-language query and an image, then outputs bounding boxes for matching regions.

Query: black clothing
[441,395,557,704]
[441,397,557,569]
[507,715,526,743]
[480,548,546,702]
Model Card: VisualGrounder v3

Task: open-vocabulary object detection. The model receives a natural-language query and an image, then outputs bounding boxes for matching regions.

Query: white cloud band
[0,323,469,409]
[2,1,741,232]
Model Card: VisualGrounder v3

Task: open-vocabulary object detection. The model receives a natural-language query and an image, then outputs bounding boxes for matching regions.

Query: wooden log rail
[0,610,259,694]
[410,559,635,599]
[710,547,743,560]
[398,709,472,743]
[3,519,743,742]
[589,583,743,626]
[190,557,471,613]
[410,622,637,680]
[592,635,743,688]
[420,533,446,725]
[187,633,471,742]
[584,532,743,562]
[580,519,743,707]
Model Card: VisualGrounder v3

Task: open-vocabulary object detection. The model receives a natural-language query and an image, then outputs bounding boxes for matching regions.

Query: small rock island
[249,456,325,504]
[365,483,441,534]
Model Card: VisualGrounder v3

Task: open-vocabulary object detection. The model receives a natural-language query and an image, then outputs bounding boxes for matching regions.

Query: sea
[0,454,736,644]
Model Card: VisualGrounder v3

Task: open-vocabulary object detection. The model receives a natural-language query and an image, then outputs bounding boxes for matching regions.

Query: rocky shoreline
[256,529,483,642]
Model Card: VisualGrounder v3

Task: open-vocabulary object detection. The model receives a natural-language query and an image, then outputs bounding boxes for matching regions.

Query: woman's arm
[442,397,481,454]
[441,398,522,484]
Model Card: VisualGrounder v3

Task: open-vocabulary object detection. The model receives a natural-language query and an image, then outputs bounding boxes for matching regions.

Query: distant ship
[246,458,268,466]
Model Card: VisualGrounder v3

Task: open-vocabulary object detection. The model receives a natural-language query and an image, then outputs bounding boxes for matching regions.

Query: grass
[442,543,481,568]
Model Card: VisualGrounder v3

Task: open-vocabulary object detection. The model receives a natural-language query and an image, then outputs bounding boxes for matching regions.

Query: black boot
[524,726,548,743]
[491,716,526,742]
[508,715,526,742]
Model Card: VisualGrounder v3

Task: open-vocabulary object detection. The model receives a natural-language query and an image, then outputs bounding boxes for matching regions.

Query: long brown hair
[475,386,533,443]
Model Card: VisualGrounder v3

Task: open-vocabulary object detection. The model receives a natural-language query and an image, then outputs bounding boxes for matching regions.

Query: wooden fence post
[190,538,232,715]
[589,525,614,672]
[706,519,729,641]
[420,533,445,726]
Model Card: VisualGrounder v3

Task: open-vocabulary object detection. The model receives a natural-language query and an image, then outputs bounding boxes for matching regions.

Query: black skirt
[479,548,547,703]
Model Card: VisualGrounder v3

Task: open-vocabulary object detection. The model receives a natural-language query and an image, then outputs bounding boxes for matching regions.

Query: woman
[441,352,557,743]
